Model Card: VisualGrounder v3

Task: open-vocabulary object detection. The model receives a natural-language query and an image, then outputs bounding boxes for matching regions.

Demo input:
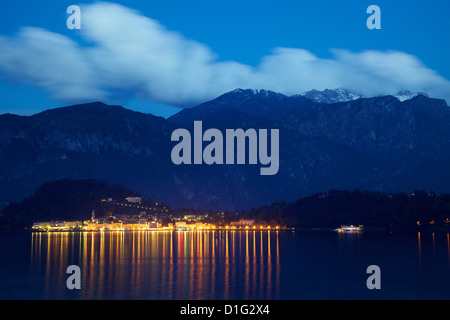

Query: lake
[0,230,449,299]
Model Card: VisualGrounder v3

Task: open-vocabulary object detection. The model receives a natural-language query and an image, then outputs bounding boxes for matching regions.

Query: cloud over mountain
[0,2,449,107]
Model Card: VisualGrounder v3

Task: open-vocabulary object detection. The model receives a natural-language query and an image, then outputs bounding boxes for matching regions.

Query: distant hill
[240,189,450,230]
[0,179,138,231]
[1,90,450,211]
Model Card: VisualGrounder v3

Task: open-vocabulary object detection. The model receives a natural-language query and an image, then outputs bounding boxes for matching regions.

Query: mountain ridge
[168,88,437,124]
[0,89,449,211]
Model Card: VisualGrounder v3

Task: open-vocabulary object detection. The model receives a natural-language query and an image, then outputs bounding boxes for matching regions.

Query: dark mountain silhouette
[1,90,449,211]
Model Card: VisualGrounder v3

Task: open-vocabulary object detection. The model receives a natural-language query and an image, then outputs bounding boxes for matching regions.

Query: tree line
[2,179,450,232]
[238,189,450,230]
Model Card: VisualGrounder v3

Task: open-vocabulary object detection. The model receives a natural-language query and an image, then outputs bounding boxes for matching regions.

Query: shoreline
[17,226,450,234]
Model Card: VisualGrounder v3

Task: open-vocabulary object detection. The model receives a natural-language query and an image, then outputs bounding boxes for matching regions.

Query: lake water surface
[1,230,449,299]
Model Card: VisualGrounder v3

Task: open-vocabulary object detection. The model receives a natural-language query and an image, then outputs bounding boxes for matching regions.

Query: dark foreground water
[0,230,449,299]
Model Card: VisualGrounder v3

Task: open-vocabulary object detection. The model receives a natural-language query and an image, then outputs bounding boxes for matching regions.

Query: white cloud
[0,2,449,107]
[0,27,108,102]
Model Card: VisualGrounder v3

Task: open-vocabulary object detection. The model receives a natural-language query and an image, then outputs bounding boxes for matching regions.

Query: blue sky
[0,0,449,117]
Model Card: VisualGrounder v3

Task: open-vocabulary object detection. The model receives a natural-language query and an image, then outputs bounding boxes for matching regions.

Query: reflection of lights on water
[448,233,450,267]
[418,232,421,266]
[30,230,281,299]
[30,229,450,299]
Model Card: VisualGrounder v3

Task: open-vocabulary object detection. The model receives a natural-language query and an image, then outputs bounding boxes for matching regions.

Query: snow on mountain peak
[394,90,429,102]
[301,88,363,104]
[230,88,430,104]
